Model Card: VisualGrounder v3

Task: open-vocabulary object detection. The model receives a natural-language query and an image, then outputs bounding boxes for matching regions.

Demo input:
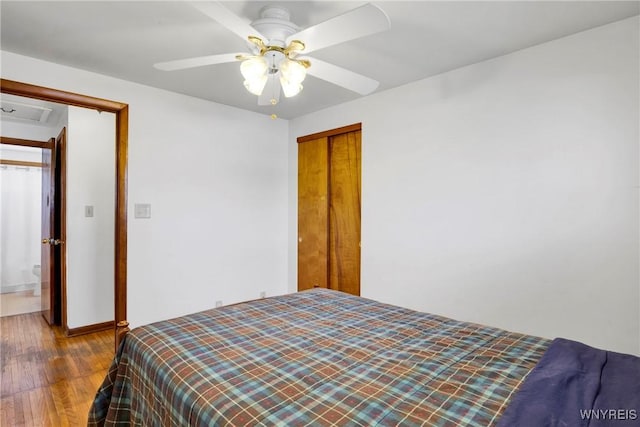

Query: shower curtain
[0,165,42,293]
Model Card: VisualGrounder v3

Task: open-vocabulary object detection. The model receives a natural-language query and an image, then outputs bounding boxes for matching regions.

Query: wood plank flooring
[0,313,114,426]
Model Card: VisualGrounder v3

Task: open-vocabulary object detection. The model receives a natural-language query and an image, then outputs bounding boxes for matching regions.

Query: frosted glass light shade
[240,56,307,98]
[279,59,306,97]
[240,57,268,95]
[280,59,306,84]
[240,57,268,80]
[243,75,268,96]
[280,78,302,97]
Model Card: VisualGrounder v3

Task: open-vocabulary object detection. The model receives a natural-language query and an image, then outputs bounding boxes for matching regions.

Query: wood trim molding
[57,128,69,331]
[65,320,115,337]
[115,106,128,329]
[297,123,362,144]
[1,136,51,148]
[0,79,126,112]
[1,78,128,352]
[0,159,43,168]
[116,320,130,347]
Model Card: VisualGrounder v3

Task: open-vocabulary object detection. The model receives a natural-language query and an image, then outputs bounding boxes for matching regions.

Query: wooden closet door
[328,131,361,296]
[298,137,329,291]
[297,124,361,296]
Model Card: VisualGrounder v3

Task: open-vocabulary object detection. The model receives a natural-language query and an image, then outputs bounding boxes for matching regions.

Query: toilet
[32,265,41,296]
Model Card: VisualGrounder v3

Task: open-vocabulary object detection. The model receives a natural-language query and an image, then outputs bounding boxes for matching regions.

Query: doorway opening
[0,142,44,316]
[1,79,128,348]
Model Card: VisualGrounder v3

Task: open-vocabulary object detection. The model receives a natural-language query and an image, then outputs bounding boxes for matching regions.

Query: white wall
[127,89,288,326]
[1,50,289,328]
[289,17,640,355]
[1,120,62,142]
[66,107,115,327]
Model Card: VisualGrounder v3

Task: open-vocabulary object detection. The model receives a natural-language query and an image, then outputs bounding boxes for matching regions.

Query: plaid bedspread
[88,289,550,426]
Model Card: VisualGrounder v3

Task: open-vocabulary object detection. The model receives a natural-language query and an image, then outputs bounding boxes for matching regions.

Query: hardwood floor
[0,312,114,426]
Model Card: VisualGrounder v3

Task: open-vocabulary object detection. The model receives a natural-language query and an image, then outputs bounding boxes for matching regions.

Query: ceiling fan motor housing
[251,6,300,48]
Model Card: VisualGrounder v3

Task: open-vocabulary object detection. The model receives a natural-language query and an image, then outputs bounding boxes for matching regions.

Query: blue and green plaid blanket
[88,289,549,426]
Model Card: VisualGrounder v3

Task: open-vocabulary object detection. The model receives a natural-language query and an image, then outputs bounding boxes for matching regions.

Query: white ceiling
[1,93,66,127]
[1,1,638,119]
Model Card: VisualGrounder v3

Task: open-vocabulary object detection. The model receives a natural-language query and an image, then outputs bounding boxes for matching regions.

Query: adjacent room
[1,143,42,317]
[1,1,638,425]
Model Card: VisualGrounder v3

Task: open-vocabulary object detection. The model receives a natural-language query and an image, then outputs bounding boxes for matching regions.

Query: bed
[88,289,639,426]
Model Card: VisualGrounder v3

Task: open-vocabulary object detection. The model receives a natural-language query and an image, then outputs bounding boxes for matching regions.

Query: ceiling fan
[154,1,391,106]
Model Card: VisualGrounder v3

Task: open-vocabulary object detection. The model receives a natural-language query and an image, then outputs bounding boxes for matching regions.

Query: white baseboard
[1,282,38,294]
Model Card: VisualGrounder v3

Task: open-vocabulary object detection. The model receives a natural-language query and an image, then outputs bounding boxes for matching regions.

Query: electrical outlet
[260,291,266,299]
[85,205,94,217]
[215,300,223,308]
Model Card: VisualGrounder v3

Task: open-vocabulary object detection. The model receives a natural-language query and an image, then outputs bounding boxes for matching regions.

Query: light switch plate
[134,203,151,219]
[85,205,94,217]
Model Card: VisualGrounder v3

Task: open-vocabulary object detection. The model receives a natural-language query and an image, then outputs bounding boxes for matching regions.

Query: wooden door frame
[297,123,362,144]
[55,128,68,329]
[0,79,128,347]
[41,136,58,325]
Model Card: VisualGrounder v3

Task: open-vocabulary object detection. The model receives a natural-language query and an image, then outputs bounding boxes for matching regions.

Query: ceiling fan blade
[189,1,265,41]
[305,58,379,95]
[154,53,239,71]
[287,3,390,54]
[258,74,281,106]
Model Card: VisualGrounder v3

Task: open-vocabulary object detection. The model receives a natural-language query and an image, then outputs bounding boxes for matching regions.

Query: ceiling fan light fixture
[156,3,391,106]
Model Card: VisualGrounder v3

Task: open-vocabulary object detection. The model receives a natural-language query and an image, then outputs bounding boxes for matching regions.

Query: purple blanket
[498,338,640,427]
